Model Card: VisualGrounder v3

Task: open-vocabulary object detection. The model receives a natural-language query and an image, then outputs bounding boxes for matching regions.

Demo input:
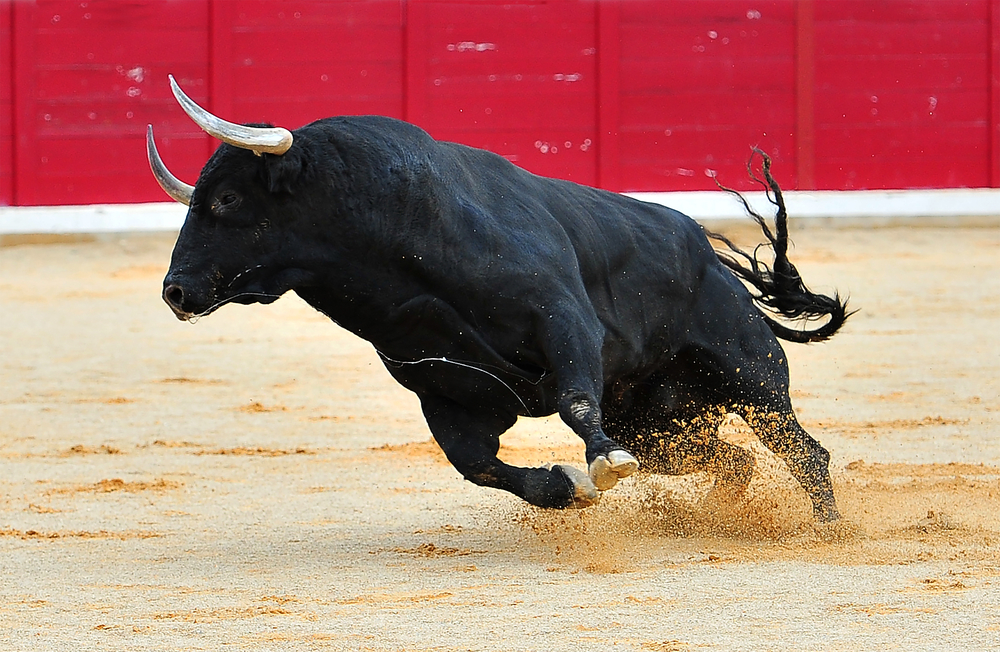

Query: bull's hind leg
[678,263,840,521]
[736,402,838,521]
[711,344,839,521]
[419,394,601,508]
[651,408,755,496]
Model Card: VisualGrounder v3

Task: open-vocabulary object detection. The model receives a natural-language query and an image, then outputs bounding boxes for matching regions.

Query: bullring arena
[4,2,1000,648]
[1,210,998,650]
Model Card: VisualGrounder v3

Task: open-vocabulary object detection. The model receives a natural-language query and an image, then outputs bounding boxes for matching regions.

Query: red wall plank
[222,0,402,26]
[407,1,598,185]
[795,0,816,190]
[816,20,988,56]
[611,0,798,192]
[991,0,1000,186]
[814,0,987,22]
[813,0,990,189]
[597,1,621,190]
[13,0,210,206]
[0,0,12,205]
[212,0,404,134]
[4,0,999,207]
[620,1,795,23]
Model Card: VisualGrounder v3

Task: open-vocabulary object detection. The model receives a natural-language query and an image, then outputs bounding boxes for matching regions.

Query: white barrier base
[1,188,998,235]
[628,188,1000,222]
[0,203,188,235]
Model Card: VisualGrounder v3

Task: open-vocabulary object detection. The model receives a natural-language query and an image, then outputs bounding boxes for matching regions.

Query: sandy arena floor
[1,219,999,650]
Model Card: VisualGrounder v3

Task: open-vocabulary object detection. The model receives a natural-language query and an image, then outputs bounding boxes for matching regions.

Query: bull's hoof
[813,502,841,523]
[553,464,600,508]
[588,450,639,491]
[812,518,860,543]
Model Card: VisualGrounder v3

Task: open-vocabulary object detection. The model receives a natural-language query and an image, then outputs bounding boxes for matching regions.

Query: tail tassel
[706,148,853,343]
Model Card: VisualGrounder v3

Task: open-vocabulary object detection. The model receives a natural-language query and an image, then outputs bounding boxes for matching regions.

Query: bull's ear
[262,147,307,194]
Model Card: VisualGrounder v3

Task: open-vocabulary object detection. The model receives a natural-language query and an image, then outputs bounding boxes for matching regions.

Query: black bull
[150,82,849,522]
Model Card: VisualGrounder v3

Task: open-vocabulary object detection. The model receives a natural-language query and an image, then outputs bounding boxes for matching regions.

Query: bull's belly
[378,352,559,418]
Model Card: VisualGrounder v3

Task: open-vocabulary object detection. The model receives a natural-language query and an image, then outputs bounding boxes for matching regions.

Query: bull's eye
[212,190,242,215]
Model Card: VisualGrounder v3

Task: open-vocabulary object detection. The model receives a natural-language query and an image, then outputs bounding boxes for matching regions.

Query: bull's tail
[706,148,852,343]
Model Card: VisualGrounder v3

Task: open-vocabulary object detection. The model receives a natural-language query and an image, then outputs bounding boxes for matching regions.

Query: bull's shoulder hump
[301,114,428,136]
[296,116,442,157]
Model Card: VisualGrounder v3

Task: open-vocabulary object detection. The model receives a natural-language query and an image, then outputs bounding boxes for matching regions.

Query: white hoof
[554,464,600,508]
[588,450,639,491]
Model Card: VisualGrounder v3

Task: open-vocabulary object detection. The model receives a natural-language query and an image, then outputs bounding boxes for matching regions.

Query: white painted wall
[1,188,998,235]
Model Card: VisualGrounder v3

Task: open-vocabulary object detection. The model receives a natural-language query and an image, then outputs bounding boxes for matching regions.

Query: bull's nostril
[163,284,185,310]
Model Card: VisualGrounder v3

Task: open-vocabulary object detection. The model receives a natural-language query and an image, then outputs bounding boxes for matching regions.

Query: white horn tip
[169,73,293,156]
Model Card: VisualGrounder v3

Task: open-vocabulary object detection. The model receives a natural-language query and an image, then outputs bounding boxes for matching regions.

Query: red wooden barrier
[2,0,998,206]
[12,0,210,205]
[407,1,599,186]
[0,1,12,205]
[993,0,1000,187]
[211,1,404,128]
[812,0,991,189]
[601,0,798,192]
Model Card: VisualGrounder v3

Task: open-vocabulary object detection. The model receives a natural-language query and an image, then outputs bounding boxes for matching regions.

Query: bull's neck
[293,283,410,344]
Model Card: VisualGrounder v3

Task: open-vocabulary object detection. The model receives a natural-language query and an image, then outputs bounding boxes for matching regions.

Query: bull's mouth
[163,286,282,323]
[163,266,308,322]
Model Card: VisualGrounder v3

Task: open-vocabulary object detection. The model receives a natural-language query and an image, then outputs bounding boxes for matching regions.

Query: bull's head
[148,76,320,321]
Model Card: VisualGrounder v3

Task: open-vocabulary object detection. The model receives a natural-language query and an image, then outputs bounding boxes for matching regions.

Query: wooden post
[795,0,816,190]
[0,0,13,205]
[990,0,1000,187]
[596,1,621,192]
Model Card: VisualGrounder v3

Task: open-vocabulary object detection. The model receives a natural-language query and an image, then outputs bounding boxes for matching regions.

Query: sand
[1,220,999,650]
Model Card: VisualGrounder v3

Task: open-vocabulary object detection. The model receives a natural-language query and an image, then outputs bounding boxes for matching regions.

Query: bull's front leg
[558,389,639,491]
[420,395,601,508]
[543,309,639,491]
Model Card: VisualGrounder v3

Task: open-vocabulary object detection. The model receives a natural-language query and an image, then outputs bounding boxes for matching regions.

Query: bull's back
[323,117,740,379]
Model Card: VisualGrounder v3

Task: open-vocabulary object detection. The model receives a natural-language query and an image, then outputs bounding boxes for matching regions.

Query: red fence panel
[812,0,991,189]
[211,0,404,131]
[12,0,210,206]
[0,1,12,205]
[1,0,998,207]
[993,0,1000,186]
[603,0,798,192]
[406,1,599,186]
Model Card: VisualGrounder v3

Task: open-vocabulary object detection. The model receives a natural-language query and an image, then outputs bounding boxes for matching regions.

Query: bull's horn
[147,125,194,206]
[169,75,293,155]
